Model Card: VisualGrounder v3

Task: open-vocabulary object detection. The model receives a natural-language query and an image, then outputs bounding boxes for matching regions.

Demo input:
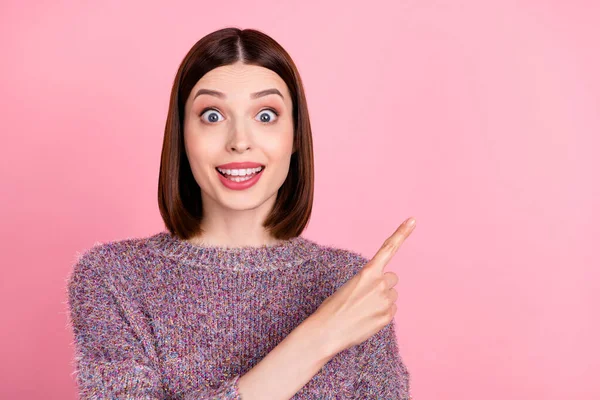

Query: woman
[67,27,415,399]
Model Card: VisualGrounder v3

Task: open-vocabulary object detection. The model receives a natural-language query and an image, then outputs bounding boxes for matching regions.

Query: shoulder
[319,242,369,269]
[309,239,370,286]
[67,233,153,289]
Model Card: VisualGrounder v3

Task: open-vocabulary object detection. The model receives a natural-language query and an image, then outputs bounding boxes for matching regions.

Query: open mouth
[216,166,265,182]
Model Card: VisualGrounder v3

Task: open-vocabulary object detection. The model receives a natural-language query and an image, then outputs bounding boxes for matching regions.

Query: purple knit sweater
[66,231,412,399]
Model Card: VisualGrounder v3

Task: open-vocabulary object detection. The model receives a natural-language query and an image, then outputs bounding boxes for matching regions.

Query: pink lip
[216,161,264,169]
[216,166,264,191]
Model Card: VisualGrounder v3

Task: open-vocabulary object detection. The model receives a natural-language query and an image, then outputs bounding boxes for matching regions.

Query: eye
[256,108,279,124]
[200,108,224,124]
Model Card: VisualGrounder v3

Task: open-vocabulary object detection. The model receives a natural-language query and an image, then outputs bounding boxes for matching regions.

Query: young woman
[67,27,415,399]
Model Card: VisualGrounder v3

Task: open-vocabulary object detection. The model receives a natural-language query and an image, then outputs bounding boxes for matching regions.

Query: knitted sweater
[66,231,412,399]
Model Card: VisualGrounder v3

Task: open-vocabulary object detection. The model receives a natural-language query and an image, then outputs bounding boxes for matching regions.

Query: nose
[227,120,252,153]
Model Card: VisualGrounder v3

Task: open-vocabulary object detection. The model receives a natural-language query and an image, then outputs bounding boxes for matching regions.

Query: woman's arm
[67,249,169,398]
[235,317,334,400]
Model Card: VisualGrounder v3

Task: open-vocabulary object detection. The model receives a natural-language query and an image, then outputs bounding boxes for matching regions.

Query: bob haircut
[158,27,314,241]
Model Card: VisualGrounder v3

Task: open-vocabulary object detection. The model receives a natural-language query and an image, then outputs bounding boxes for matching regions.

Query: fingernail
[406,218,415,227]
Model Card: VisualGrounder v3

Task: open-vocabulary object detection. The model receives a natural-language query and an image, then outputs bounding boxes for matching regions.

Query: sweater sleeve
[67,246,243,399]
[339,251,412,399]
[354,318,412,399]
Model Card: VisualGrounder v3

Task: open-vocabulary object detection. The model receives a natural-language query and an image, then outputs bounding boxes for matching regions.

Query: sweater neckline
[144,230,320,271]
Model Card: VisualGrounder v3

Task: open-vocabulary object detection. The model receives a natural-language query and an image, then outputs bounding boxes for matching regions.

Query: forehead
[192,63,289,101]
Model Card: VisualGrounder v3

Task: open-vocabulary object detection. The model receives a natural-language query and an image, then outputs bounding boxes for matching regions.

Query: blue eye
[199,108,279,124]
[256,109,279,124]
[200,108,224,123]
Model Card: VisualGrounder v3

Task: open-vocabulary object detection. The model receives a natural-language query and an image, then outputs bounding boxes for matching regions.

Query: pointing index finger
[370,217,416,274]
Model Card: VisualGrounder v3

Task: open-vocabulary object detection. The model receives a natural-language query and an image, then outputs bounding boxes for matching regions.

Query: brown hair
[158,27,314,241]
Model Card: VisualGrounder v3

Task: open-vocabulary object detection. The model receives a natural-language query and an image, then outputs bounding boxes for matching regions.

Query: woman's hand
[310,217,416,357]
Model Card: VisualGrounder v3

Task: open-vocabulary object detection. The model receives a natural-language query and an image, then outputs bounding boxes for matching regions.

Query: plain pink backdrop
[1,1,598,399]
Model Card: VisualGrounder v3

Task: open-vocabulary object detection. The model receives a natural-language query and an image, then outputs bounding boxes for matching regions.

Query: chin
[216,194,264,210]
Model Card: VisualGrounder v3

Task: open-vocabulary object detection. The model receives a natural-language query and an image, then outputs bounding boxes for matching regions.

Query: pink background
[1,1,598,399]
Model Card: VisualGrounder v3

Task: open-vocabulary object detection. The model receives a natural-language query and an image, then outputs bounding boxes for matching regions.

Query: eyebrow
[193,88,284,101]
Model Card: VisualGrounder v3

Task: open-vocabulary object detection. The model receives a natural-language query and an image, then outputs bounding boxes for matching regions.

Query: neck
[195,191,280,248]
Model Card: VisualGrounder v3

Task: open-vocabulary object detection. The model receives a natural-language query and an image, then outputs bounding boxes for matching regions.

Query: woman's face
[183,62,295,214]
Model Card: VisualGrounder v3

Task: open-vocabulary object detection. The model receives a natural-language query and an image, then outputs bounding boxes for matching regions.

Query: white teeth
[229,175,252,182]
[217,166,263,176]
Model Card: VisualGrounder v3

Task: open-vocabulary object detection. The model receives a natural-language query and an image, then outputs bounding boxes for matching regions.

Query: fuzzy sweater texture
[66,230,412,399]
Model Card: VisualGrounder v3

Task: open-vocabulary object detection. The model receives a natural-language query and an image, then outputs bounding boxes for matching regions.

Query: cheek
[185,121,223,155]
[263,135,294,182]
[184,135,220,178]
[263,126,294,158]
